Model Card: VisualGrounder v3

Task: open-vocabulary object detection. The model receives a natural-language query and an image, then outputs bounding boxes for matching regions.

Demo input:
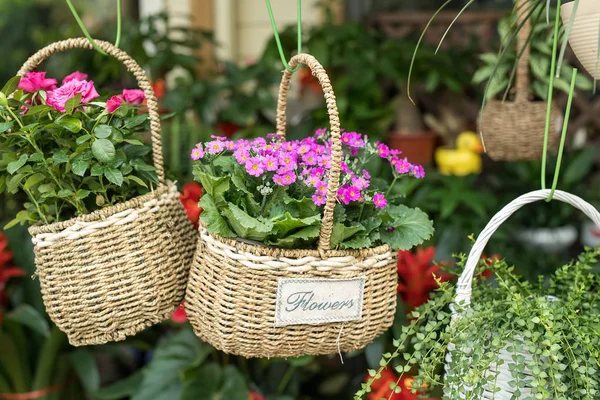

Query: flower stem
[6,106,24,129]
[386,177,399,197]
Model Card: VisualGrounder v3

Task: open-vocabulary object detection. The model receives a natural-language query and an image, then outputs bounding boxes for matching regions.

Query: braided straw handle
[276,53,342,253]
[18,38,166,184]
[455,190,600,306]
[515,0,531,102]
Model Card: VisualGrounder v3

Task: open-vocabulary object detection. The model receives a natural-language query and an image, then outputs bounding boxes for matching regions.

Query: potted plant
[356,190,600,398]
[561,0,600,78]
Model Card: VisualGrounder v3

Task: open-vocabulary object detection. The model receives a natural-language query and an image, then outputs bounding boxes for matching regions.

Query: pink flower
[171,303,187,323]
[122,89,146,105]
[338,187,350,205]
[234,148,250,164]
[412,164,425,179]
[245,157,265,177]
[395,159,411,174]
[106,95,122,113]
[274,171,296,186]
[373,193,388,209]
[312,192,327,206]
[46,79,99,112]
[298,143,311,155]
[62,71,88,84]
[191,147,205,160]
[211,135,227,141]
[224,141,236,151]
[362,170,371,180]
[346,186,362,201]
[207,141,225,154]
[305,175,322,187]
[352,176,369,190]
[342,132,365,148]
[377,142,390,158]
[302,151,318,166]
[315,181,328,195]
[315,128,327,137]
[263,155,279,171]
[18,72,57,93]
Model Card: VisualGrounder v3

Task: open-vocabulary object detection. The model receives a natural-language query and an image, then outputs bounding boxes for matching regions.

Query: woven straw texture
[445,190,600,398]
[185,53,398,358]
[23,38,197,346]
[479,0,559,161]
[561,0,600,79]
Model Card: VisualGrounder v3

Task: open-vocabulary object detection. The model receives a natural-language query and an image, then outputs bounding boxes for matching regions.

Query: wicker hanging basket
[479,0,560,161]
[444,189,600,398]
[561,0,600,79]
[184,53,398,359]
[23,38,197,346]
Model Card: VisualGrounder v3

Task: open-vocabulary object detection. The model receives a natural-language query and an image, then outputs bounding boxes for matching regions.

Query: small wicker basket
[185,53,398,359]
[445,189,600,398]
[479,0,560,161]
[23,38,197,346]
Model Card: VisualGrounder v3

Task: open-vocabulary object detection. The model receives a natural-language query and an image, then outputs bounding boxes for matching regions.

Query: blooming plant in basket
[0,72,158,228]
[190,130,433,250]
[356,250,600,399]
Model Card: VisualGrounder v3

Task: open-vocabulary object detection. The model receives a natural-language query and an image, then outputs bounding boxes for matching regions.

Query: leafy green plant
[473,10,593,100]
[192,131,433,250]
[0,72,158,227]
[356,249,600,399]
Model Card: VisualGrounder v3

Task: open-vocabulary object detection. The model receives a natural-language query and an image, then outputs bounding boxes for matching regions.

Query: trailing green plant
[356,248,600,399]
[191,130,433,250]
[473,10,593,101]
[0,72,158,228]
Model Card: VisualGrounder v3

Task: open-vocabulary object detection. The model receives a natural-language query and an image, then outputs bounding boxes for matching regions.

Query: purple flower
[309,167,325,178]
[373,193,387,209]
[245,157,264,177]
[207,141,225,154]
[280,153,297,169]
[191,147,205,160]
[346,186,362,202]
[338,186,351,205]
[274,171,297,186]
[352,176,369,190]
[315,128,327,137]
[412,164,425,179]
[342,132,365,148]
[312,192,327,206]
[362,170,371,180]
[341,162,349,173]
[302,151,318,166]
[305,175,322,187]
[263,155,279,171]
[377,142,390,158]
[319,156,331,169]
[395,159,411,174]
[298,143,311,155]
[234,148,250,164]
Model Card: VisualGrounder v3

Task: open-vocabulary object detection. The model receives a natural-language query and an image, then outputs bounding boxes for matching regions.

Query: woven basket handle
[275,53,342,252]
[515,0,531,102]
[455,189,600,306]
[17,38,165,184]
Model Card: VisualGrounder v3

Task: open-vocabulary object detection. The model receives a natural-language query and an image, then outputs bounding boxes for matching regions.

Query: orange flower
[397,247,453,312]
[248,392,266,400]
[180,182,203,228]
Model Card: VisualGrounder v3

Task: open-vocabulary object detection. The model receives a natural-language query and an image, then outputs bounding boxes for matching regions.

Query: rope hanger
[265,0,303,72]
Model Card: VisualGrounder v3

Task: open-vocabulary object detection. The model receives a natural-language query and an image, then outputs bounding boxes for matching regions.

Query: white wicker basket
[444,189,600,398]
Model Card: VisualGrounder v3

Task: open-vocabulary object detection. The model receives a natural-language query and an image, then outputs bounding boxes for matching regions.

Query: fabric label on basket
[275,277,365,326]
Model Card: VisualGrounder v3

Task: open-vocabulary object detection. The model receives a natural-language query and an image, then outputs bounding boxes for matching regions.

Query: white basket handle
[455,189,600,306]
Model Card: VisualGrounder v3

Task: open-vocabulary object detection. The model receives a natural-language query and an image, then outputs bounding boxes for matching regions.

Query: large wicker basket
[185,53,398,359]
[24,38,197,346]
[445,189,600,398]
[479,0,560,161]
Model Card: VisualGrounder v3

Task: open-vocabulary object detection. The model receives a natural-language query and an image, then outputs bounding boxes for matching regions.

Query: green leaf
[65,93,82,114]
[76,189,91,200]
[72,159,89,177]
[380,205,433,251]
[125,114,149,129]
[76,134,92,145]
[222,203,274,241]
[69,349,100,393]
[7,154,28,174]
[29,153,44,162]
[271,212,321,237]
[195,171,230,204]
[92,139,116,163]
[52,151,69,165]
[94,370,144,400]
[125,175,148,188]
[104,167,123,186]
[199,195,234,238]
[330,223,365,248]
[94,124,112,139]
[90,164,104,177]
[341,235,371,249]
[57,189,73,198]
[4,305,50,337]
[267,225,320,248]
[0,121,13,133]
[180,363,222,400]
[2,76,20,96]
[218,366,248,400]
[6,173,25,193]
[57,116,83,133]
[23,173,46,190]
[24,105,53,116]
[123,139,144,146]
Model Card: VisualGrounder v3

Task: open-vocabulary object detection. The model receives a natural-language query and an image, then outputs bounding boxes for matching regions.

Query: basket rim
[199,224,392,259]
[29,182,174,235]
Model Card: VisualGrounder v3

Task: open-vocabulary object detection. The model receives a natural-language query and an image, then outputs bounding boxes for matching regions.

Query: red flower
[171,302,188,323]
[217,122,242,138]
[180,182,203,228]
[397,247,453,312]
[152,79,166,100]
[366,368,421,400]
[480,254,501,279]
[299,67,321,94]
[248,392,266,400]
[0,233,25,325]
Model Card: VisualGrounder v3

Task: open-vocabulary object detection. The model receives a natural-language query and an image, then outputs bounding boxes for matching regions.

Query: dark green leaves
[92,139,116,163]
[125,114,149,129]
[57,116,82,133]
[222,203,273,241]
[64,93,81,114]
[104,167,124,186]
[7,154,27,174]
[380,205,434,251]
[199,195,234,238]
[1,76,20,96]
[0,121,13,133]
[94,124,112,139]
[71,159,89,177]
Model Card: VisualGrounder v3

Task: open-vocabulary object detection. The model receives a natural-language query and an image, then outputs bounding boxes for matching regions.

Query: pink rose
[18,72,57,93]
[106,95,123,113]
[122,89,145,105]
[62,71,88,84]
[46,80,99,112]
